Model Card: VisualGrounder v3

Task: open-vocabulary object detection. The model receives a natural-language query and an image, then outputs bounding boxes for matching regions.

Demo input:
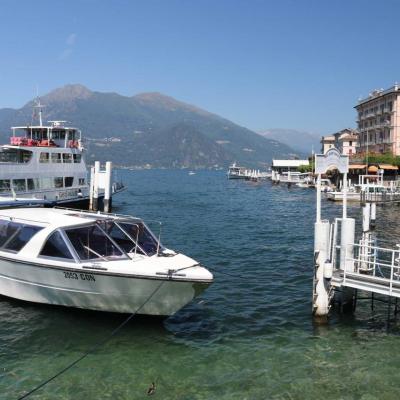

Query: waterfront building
[271,159,309,174]
[321,135,335,153]
[355,84,400,155]
[320,129,358,156]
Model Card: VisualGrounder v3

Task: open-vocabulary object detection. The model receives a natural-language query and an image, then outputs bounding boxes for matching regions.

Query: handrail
[343,242,400,293]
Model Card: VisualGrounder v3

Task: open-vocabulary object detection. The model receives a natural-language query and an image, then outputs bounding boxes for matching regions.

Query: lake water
[1,170,400,400]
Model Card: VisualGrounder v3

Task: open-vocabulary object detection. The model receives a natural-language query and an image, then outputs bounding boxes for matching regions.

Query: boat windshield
[64,224,128,261]
[99,220,162,256]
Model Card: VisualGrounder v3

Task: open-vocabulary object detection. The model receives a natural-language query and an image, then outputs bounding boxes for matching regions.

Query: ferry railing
[343,242,400,295]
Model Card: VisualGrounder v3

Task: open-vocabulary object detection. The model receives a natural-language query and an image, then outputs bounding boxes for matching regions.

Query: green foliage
[361,152,400,167]
[297,159,314,173]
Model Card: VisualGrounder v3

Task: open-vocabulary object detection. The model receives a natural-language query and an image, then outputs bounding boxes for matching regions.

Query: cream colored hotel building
[356,84,400,156]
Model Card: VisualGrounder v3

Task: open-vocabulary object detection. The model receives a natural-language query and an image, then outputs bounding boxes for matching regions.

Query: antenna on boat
[34,98,44,126]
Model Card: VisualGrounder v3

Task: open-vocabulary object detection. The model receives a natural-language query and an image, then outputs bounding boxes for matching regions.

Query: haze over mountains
[258,128,321,155]
[0,84,299,168]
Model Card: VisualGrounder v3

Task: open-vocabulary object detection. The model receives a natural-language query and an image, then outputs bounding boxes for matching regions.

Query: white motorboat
[0,99,124,208]
[0,207,213,315]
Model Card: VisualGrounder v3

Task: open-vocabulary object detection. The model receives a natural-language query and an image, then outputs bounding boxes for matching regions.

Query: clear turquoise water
[1,170,400,400]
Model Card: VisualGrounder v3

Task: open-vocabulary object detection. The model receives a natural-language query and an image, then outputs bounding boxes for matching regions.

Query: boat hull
[0,258,209,316]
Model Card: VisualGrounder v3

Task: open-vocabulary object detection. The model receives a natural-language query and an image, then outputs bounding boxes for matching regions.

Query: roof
[349,164,366,169]
[321,136,335,142]
[272,160,309,168]
[11,125,78,130]
[0,208,140,229]
[355,85,400,107]
[338,134,358,141]
[378,164,399,170]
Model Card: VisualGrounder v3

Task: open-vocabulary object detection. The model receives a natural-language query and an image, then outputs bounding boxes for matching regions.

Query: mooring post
[370,202,376,229]
[103,161,112,213]
[313,171,331,317]
[93,161,100,212]
[89,166,95,211]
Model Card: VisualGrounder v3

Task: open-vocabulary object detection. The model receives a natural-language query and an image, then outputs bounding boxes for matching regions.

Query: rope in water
[17,281,165,400]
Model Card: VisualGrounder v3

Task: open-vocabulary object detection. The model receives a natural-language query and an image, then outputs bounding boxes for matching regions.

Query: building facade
[355,84,400,155]
[321,135,335,153]
[320,129,358,155]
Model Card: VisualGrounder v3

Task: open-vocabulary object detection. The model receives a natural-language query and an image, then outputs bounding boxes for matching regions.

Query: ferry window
[65,177,74,187]
[63,153,72,163]
[51,153,62,163]
[52,130,65,140]
[0,148,32,163]
[12,179,26,192]
[40,231,73,260]
[73,154,81,163]
[40,177,53,189]
[0,221,43,253]
[39,152,50,163]
[65,224,125,261]
[0,180,11,193]
[52,131,60,140]
[54,177,64,188]
[27,178,38,190]
[78,178,85,185]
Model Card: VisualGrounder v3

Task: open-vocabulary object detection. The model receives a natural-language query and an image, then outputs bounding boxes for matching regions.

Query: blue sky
[0,0,399,135]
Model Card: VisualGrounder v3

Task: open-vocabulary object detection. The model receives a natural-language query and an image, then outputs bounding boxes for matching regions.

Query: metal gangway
[331,239,400,299]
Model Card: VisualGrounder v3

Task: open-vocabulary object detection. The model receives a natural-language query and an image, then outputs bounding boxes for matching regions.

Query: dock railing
[361,190,400,204]
[343,242,400,296]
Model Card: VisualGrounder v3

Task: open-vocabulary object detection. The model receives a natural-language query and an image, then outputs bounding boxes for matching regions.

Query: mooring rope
[17,281,165,400]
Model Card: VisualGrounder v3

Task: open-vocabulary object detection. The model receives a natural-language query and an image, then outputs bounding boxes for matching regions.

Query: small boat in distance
[227,162,247,179]
[0,207,213,315]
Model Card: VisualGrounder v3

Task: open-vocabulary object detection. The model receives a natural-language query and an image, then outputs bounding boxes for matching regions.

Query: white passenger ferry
[227,162,247,179]
[0,101,123,208]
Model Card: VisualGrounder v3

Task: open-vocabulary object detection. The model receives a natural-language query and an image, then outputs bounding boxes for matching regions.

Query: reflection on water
[1,170,400,399]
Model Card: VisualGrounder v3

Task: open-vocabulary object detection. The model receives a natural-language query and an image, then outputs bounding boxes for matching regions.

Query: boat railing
[0,213,51,225]
[53,206,140,221]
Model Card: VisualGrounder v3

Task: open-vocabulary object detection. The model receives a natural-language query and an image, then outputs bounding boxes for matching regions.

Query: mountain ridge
[0,84,298,168]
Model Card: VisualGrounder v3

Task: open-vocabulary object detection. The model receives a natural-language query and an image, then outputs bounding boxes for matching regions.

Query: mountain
[0,84,297,168]
[259,128,321,155]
